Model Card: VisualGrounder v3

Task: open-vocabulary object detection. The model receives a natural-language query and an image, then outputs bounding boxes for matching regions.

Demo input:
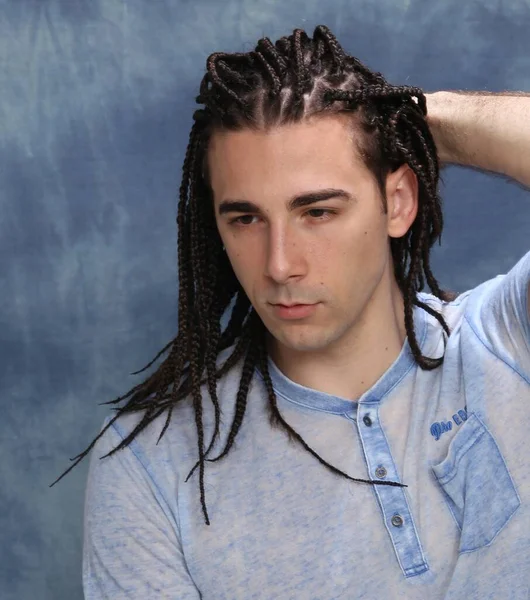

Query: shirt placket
[354,402,429,578]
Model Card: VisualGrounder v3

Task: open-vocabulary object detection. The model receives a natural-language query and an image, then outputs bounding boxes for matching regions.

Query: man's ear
[385,163,419,238]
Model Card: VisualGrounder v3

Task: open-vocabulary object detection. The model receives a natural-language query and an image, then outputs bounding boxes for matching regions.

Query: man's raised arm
[427,90,530,188]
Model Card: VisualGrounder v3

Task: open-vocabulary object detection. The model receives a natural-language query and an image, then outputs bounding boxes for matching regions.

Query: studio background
[2,1,529,598]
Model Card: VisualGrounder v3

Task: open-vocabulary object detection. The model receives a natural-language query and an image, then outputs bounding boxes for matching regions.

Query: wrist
[425,91,472,165]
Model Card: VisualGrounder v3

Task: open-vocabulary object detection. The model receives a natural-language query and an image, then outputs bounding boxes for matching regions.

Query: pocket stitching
[435,425,486,486]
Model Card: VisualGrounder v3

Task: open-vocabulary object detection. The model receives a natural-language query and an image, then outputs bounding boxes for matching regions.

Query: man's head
[184,25,450,369]
[208,114,418,355]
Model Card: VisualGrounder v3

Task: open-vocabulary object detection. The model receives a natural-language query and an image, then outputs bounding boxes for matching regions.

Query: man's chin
[266,325,337,354]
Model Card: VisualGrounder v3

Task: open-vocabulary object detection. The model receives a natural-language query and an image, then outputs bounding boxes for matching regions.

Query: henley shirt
[83,249,530,599]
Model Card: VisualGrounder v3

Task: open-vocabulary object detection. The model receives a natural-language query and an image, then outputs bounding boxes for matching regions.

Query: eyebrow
[218,188,355,215]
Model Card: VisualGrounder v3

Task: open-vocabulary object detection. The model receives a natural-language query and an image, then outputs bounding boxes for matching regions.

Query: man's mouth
[269,302,319,320]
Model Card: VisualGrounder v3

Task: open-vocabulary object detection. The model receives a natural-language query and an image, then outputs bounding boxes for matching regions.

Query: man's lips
[269,302,319,320]
[271,303,313,307]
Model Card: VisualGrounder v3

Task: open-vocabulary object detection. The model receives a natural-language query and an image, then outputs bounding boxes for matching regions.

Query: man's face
[208,114,414,355]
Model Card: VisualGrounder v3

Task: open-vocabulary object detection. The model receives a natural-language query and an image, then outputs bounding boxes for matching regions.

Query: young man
[76,26,530,599]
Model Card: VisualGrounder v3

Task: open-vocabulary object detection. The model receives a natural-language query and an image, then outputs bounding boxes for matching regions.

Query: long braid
[185,310,259,482]
[258,333,406,488]
[52,25,458,525]
[153,124,201,442]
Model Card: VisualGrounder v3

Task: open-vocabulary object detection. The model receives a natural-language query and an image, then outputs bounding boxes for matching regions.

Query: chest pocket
[431,412,520,554]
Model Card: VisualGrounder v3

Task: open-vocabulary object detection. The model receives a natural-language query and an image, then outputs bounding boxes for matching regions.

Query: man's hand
[425,90,530,188]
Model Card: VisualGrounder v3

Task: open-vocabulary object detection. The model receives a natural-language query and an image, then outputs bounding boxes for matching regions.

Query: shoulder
[417,250,530,379]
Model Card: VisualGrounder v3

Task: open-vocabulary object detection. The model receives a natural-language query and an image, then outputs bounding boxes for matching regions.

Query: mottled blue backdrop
[2,1,529,598]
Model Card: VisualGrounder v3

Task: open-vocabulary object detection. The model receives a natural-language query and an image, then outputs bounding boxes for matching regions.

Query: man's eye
[306,209,335,219]
[230,215,256,225]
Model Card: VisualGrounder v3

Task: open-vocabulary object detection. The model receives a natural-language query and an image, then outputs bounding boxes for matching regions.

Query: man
[72,25,530,599]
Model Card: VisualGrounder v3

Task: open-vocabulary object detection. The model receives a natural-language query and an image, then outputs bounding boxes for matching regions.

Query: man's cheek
[231,259,255,290]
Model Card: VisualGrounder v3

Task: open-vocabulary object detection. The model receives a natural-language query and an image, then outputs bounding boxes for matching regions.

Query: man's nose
[264,228,305,284]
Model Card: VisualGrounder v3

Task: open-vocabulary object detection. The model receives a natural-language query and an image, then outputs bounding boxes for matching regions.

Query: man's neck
[267,282,407,402]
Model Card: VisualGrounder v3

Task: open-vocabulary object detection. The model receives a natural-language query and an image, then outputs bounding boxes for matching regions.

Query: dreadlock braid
[51,24,458,526]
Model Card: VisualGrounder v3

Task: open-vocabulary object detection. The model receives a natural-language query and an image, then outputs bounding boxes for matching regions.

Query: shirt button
[391,514,404,528]
[375,466,387,479]
[362,415,372,426]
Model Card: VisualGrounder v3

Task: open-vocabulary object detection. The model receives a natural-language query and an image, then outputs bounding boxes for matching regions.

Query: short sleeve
[464,249,530,378]
[83,416,201,600]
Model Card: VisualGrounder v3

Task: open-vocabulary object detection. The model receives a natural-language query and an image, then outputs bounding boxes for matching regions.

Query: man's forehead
[206,114,367,189]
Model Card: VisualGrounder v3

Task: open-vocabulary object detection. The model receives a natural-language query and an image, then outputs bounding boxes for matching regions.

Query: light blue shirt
[83,250,530,599]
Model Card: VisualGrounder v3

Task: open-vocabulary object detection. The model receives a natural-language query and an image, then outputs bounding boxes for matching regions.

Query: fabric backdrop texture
[1,0,530,598]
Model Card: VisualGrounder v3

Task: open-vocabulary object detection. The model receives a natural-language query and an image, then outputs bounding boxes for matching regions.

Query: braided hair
[51,25,457,526]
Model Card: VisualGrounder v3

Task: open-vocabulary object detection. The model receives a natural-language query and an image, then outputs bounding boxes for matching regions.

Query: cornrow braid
[292,29,312,104]
[314,25,346,70]
[256,37,287,79]
[51,25,458,526]
[253,50,282,97]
